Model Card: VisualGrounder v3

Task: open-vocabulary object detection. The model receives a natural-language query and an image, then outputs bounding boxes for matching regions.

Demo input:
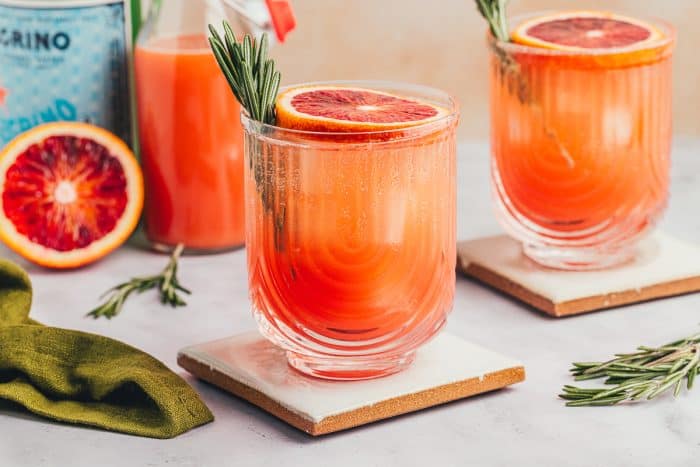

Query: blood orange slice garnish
[512,11,663,52]
[275,85,449,133]
[0,122,143,269]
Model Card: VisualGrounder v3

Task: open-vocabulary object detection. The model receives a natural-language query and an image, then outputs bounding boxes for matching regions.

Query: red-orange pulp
[3,135,128,251]
[525,17,652,48]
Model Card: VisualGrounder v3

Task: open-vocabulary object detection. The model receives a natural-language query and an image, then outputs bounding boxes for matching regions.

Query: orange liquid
[245,123,456,376]
[490,42,673,246]
[135,35,244,250]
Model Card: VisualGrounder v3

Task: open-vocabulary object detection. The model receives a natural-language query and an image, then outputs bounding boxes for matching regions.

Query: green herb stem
[561,333,700,406]
[87,244,191,319]
[475,0,510,43]
[209,23,286,250]
[208,25,280,125]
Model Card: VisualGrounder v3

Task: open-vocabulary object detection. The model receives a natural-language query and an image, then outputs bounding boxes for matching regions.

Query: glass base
[523,242,636,271]
[149,240,243,255]
[286,350,416,381]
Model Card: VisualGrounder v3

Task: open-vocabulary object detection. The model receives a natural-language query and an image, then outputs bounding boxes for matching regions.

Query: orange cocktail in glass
[243,82,458,380]
[490,12,675,269]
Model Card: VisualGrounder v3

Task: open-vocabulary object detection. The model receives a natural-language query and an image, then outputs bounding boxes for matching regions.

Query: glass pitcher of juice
[134,0,294,252]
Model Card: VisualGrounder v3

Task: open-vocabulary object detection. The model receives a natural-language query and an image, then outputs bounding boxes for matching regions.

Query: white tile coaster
[458,232,700,317]
[178,332,525,436]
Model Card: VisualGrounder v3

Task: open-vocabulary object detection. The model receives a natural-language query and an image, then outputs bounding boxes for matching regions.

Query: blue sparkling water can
[0,0,137,147]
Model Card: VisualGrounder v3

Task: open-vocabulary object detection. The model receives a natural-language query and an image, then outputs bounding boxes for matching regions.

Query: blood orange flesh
[526,17,651,49]
[0,122,143,268]
[275,85,448,133]
[291,89,439,123]
[3,135,128,251]
[511,12,663,52]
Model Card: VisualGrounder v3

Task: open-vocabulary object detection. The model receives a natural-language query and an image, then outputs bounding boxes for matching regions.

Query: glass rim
[490,12,676,57]
[240,80,459,144]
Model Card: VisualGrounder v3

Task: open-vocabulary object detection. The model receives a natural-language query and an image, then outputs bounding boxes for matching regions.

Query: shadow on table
[190,374,520,443]
[0,399,129,437]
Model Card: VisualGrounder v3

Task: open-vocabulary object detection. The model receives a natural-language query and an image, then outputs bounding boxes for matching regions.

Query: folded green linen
[0,258,213,438]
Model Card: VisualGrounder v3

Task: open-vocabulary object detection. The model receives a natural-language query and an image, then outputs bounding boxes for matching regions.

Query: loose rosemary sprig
[561,333,700,407]
[208,24,280,125]
[87,244,191,319]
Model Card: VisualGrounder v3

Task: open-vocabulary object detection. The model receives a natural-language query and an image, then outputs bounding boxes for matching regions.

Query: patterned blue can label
[0,1,132,147]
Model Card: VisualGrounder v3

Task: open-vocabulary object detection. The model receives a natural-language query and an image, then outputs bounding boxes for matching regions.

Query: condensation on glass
[489,18,676,270]
[242,82,459,380]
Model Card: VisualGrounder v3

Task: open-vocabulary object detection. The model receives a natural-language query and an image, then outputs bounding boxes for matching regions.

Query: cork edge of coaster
[178,353,525,436]
[458,257,700,317]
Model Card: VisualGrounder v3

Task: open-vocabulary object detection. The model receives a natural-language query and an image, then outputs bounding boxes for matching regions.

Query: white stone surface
[458,233,700,303]
[180,332,522,424]
[2,140,700,467]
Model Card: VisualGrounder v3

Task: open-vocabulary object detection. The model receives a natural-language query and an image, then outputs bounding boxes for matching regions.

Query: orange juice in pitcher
[135,0,295,252]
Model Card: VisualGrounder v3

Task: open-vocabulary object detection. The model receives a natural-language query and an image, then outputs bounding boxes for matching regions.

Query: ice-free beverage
[243,82,458,379]
[490,12,675,269]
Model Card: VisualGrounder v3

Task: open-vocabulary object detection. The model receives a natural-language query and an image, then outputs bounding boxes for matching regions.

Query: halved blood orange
[275,85,449,133]
[0,122,143,269]
[512,11,663,51]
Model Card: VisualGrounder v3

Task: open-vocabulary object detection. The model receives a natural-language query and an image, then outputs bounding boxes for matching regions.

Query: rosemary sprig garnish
[473,1,571,163]
[474,0,529,104]
[208,24,280,125]
[475,0,510,42]
[208,23,286,250]
[561,333,700,406]
[86,244,191,319]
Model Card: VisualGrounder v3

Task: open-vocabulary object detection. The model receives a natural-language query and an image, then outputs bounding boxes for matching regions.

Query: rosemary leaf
[254,33,268,77]
[565,395,627,407]
[269,71,281,122]
[674,379,684,397]
[259,62,274,120]
[223,22,238,59]
[242,63,261,120]
[242,35,253,66]
[688,366,696,389]
[209,40,243,102]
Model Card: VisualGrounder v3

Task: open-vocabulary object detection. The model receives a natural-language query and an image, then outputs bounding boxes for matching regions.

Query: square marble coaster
[458,233,700,317]
[178,332,525,436]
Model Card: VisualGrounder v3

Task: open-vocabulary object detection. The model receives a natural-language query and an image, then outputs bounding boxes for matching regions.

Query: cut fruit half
[275,85,450,133]
[0,122,143,269]
[512,11,664,51]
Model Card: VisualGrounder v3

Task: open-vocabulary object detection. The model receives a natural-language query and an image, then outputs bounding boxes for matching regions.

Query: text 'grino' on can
[0,0,140,148]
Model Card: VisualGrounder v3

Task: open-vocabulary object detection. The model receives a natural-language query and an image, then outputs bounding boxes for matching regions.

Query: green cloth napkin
[0,258,213,438]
